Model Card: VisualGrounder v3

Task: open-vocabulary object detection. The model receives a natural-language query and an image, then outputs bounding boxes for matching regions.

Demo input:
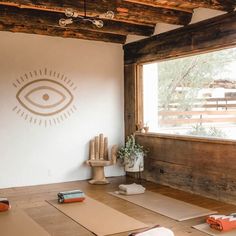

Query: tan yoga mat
[48,196,148,236]
[109,191,217,221]
[0,211,50,236]
[193,223,236,236]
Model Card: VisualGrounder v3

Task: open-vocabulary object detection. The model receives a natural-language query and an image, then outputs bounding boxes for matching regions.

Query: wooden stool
[86,134,118,185]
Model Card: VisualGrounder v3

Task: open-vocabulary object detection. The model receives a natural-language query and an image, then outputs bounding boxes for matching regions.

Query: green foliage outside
[158,48,236,111]
[187,124,227,138]
[155,47,236,139]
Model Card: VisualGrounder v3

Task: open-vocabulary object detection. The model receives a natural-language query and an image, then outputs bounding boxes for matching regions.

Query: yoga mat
[0,211,50,236]
[109,191,217,221]
[48,196,148,236]
[193,223,236,236]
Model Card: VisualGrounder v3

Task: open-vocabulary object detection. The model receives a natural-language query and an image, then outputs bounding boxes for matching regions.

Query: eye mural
[12,69,77,126]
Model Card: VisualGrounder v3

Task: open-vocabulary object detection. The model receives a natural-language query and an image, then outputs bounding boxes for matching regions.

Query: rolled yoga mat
[109,191,217,221]
[0,198,10,212]
[58,189,85,203]
[48,196,148,236]
[193,223,236,236]
[0,211,50,236]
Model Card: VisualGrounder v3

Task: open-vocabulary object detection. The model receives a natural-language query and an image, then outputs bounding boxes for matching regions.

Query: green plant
[208,127,226,138]
[187,123,227,138]
[187,123,208,136]
[117,135,148,166]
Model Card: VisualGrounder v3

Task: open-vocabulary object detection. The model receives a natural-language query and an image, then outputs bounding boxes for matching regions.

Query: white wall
[0,32,124,188]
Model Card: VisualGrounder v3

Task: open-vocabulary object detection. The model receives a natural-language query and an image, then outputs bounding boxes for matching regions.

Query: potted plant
[117,135,148,172]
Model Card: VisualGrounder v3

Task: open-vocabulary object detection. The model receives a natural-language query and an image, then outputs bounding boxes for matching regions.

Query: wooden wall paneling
[145,159,194,192]
[135,133,236,204]
[124,11,236,64]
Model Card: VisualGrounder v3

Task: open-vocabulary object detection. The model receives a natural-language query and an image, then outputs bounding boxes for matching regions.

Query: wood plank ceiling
[0,0,235,44]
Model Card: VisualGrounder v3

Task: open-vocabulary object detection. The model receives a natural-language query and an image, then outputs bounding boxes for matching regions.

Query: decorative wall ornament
[12,69,77,126]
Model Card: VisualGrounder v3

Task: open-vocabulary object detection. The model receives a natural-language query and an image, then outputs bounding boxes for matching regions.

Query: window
[143,47,236,139]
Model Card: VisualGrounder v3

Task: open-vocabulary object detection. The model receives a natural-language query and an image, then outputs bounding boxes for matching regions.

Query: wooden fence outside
[159,97,236,125]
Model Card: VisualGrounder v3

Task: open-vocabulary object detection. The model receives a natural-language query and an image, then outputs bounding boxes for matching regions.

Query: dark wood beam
[99,19,154,36]
[0,6,126,44]
[124,64,138,136]
[124,0,194,13]
[125,0,236,12]
[176,0,236,12]
[0,0,192,25]
[124,11,236,64]
[0,5,154,37]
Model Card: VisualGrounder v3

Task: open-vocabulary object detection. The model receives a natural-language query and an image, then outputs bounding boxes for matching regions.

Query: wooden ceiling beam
[125,0,236,12]
[124,0,193,13]
[176,0,236,12]
[0,6,126,44]
[124,12,236,64]
[0,5,154,36]
[0,0,192,25]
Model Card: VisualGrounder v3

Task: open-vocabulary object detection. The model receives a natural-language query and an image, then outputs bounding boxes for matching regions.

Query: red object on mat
[0,199,10,212]
[206,214,236,232]
[63,197,85,203]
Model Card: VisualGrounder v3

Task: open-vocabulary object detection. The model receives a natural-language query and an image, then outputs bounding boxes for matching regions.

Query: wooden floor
[1,176,236,236]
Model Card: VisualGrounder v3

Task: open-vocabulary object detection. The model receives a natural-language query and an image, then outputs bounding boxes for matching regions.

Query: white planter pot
[125,152,144,172]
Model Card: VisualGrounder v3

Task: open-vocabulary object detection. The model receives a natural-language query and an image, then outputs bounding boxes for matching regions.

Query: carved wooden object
[86,134,118,184]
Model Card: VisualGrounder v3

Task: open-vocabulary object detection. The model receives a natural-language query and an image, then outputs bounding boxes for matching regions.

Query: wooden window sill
[135,131,236,145]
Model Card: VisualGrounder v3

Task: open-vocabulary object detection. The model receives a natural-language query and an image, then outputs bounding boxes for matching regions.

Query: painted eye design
[16,79,73,116]
[13,69,77,126]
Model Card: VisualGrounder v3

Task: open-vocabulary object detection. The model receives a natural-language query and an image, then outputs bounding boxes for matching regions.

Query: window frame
[140,49,236,142]
[124,12,236,144]
[138,57,236,144]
